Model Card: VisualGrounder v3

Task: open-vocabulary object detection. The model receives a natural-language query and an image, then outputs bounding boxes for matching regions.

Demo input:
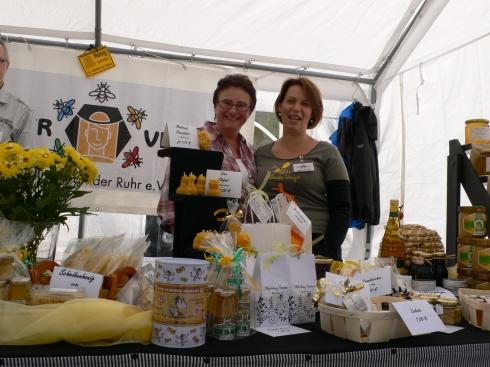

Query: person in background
[254,77,350,260]
[0,40,33,144]
[157,74,257,235]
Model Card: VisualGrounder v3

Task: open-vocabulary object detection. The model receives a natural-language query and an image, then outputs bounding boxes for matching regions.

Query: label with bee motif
[153,283,208,325]
[155,258,209,285]
[152,321,206,348]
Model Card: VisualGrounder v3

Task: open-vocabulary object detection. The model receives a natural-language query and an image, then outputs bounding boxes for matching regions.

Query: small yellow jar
[436,298,462,325]
[0,280,8,300]
[0,255,14,281]
[465,118,490,144]
[8,276,31,303]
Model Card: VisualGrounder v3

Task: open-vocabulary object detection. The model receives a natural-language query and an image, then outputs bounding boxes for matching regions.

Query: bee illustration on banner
[53,98,75,121]
[126,106,147,130]
[122,146,143,168]
[89,82,116,103]
[51,138,66,157]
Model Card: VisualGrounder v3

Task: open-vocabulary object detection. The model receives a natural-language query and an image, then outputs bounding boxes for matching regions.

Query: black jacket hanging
[337,102,380,225]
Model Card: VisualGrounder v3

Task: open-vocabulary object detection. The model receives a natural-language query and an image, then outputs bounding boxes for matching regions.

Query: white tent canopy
[2,0,490,258]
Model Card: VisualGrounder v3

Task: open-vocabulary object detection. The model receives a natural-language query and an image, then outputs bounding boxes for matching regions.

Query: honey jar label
[458,245,472,268]
[462,213,487,236]
[153,283,207,325]
[478,248,490,272]
[471,127,490,144]
[152,322,206,348]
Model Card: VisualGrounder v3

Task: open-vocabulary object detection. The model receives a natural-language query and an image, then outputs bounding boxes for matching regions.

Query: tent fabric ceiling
[1,0,417,76]
[403,0,490,72]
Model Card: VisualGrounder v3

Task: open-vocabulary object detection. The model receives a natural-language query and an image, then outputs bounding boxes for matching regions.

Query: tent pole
[1,35,374,85]
[95,0,102,47]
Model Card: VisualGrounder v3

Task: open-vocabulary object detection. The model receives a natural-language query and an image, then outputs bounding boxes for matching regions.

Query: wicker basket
[459,288,490,330]
[318,296,411,343]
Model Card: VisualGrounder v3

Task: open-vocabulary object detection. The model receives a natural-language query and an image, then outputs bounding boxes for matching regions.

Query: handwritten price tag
[353,266,392,296]
[161,122,199,149]
[205,169,242,198]
[391,300,446,336]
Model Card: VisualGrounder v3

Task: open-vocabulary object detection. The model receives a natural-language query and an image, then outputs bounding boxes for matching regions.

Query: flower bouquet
[0,142,98,266]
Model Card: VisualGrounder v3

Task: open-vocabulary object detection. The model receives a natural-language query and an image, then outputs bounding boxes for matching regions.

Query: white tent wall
[373,35,490,256]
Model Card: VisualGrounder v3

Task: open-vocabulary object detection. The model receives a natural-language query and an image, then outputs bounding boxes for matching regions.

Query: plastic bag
[0,298,152,346]
[0,218,33,279]
[62,234,149,275]
[116,263,154,310]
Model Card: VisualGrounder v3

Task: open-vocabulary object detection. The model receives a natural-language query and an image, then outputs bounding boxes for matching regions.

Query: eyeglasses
[217,99,250,112]
[0,58,8,64]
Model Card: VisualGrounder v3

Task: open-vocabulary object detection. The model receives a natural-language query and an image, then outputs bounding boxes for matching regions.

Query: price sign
[391,300,446,336]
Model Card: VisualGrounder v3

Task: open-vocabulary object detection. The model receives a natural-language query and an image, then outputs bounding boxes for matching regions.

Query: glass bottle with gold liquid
[379,199,405,268]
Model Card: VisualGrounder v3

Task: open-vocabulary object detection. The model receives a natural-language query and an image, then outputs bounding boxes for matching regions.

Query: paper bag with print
[287,253,316,324]
[250,253,290,328]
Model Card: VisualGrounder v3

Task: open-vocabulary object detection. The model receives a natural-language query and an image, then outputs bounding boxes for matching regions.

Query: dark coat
[337,102,380,225]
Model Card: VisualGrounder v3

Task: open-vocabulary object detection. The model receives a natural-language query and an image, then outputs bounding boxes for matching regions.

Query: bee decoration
[126,106,147,130]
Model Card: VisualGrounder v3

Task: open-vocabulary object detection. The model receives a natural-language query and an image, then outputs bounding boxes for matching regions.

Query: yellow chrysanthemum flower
[0,142,22,162]
[0,160,21,179]
[64,146,82,165]
[32,147,55,170]
[16,149,35,169]
[54,154,68,171]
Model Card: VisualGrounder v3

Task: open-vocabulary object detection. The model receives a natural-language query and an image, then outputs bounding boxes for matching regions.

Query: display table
[1,319,489,367]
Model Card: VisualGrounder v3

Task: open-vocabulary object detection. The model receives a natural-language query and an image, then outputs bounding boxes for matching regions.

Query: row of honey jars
[457,237,490,289]
[408,251,448,287]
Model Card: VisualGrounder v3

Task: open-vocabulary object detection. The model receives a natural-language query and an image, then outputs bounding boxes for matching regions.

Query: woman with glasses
[157,74,257,234]
[254,77,351,260]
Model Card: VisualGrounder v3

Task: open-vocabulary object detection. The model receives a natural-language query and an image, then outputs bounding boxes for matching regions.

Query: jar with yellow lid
[435,298,462,325]
[8,276,31,303]
[465,118,490,144]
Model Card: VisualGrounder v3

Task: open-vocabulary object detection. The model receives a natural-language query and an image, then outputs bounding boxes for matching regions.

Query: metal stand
[446,139,490,261]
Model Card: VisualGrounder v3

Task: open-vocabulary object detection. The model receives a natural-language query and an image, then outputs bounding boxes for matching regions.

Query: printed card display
[287,254,316,324]
[205,169,242,198]
[251,253,290,328]
[161,122,199,149]
[353,265,392,296]
[50,266,103,298]
[270,193,289,223]
[321,272,370,307]
[391,300,446,336]
[248,192,274,223]
[285,201,312,253]
[255,324,310,337]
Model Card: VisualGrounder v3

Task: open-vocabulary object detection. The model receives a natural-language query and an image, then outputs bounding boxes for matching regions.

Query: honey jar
[458,206,487,238]
[435,298,462,325]
[0,280,8,300]
[465,118,490,144]
[0,254,14,280]
[8,276,31,303]
[210,288,238,340]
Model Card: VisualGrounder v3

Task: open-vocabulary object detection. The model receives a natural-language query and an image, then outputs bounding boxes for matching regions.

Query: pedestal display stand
[158,147,228,258]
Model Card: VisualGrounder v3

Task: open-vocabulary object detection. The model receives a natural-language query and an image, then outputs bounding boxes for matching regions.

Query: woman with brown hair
[255,77,350,260]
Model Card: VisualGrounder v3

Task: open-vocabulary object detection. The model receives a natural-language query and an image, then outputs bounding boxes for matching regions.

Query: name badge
[293,162,314,173]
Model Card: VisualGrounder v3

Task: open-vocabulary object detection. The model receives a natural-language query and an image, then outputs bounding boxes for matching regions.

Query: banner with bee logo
[7,68,214,198]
